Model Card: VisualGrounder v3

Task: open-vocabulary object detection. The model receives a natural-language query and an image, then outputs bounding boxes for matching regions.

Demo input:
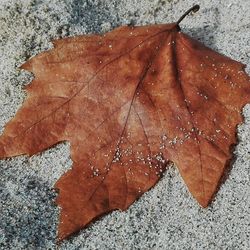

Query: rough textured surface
[0,0,250,249]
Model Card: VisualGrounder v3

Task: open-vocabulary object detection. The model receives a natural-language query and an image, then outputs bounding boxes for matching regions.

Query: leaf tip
[56,212,80,243]
[19,61,32,71]
[197,196,211,208]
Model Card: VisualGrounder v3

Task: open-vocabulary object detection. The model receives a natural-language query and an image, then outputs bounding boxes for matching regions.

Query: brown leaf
[0,6,249,241]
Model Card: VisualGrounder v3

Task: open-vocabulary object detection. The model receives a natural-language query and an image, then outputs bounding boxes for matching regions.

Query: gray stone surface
[0,0,250,249]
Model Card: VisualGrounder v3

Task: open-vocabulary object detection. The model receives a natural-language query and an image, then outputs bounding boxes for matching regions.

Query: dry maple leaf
[0,5,250,241]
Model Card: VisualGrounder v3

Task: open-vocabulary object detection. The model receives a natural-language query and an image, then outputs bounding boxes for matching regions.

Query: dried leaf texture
[0,23,249,241]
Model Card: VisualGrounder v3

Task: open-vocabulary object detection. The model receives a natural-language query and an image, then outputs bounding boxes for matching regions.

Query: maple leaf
[0,5,250,241]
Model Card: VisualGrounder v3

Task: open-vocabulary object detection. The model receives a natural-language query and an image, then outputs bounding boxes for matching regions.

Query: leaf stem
[176,5,200,25]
